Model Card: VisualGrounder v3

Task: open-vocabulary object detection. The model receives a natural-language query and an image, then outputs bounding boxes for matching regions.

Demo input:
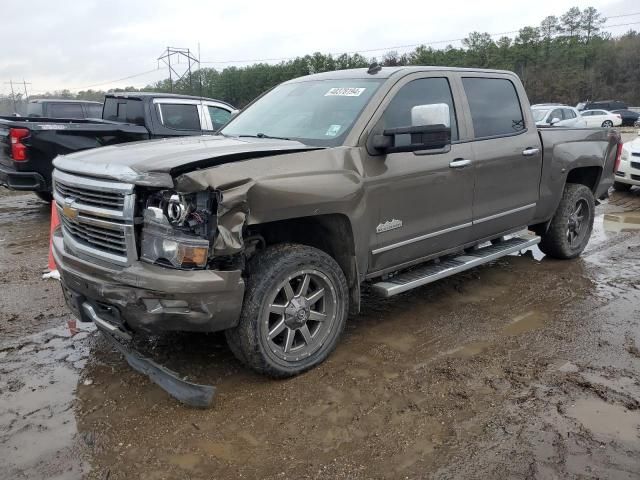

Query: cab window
[462,77,525,138]
[158,103,201,130]
[381,77,458,141]
[207,106,232,130]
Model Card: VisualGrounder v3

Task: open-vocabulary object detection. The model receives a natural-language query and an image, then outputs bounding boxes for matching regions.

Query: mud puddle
[0,322,97,479]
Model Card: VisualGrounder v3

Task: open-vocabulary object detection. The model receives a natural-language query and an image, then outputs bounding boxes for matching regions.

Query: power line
[13,12,640,95]
[201,18,640,66]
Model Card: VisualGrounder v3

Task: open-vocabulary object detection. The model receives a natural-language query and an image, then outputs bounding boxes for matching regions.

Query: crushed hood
[53,135,321,187]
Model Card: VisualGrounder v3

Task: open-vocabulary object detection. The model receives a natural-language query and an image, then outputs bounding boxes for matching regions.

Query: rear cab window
[48,103,85,119]
[462,77,525,138]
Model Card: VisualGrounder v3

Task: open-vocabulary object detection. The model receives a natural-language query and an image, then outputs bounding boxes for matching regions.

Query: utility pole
[4,80,17,113]
[157,47,200,94]
[22,79,31,102]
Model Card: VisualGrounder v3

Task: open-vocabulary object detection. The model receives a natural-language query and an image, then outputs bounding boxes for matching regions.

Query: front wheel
[601,120,613,128]
[539,184,595,259]
[226,243,348,378]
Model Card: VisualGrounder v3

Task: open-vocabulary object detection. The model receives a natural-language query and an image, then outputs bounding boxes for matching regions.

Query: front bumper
[615,157,640,186]
[0,162,46,191]
[52,227,245,335]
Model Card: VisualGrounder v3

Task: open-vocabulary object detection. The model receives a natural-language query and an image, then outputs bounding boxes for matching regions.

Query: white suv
[532,105,586,128]
[614,132,640,191]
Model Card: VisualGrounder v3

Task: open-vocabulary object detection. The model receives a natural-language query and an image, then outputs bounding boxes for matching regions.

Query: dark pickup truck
[52,66,621,406]
[0,93,235,201]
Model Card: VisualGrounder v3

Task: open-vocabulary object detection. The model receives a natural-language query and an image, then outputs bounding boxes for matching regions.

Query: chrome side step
[371,234,540,298]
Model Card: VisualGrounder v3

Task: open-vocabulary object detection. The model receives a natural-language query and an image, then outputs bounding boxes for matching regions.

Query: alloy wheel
[262,269,337,362]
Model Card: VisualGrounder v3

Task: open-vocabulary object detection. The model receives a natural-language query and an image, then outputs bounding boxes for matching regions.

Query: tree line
[2,6,639,115]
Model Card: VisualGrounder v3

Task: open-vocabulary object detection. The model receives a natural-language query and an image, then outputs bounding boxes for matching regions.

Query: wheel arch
[247,213,361,315]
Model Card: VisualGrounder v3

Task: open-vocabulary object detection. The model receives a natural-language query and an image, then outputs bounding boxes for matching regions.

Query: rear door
[458,74,542,239]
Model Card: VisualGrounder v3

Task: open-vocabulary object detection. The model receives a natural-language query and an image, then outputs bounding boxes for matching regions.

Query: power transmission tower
[157,47,200,94]
[3,80,32,114]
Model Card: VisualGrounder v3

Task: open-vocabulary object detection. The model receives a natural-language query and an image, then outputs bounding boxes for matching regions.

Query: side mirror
[229,109,241,120]
[372,103,452,153]
[549,117,561,125]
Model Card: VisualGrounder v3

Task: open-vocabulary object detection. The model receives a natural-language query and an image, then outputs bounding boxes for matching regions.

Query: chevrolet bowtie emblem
[63,199,79,220]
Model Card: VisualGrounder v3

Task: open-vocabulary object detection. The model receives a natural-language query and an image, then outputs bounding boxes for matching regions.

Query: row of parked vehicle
[0,94,236,201]
[532,101,640,129]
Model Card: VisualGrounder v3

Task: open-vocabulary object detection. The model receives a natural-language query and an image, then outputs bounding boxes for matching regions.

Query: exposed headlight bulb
[166,194,189,225]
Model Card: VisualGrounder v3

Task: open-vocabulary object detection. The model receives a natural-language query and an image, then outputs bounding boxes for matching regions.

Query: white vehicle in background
[614,132,640,191]
[580,109,623,128]
[532,105,586,127]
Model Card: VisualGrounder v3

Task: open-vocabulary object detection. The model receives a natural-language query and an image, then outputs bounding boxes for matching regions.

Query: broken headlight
[140,191,214,269]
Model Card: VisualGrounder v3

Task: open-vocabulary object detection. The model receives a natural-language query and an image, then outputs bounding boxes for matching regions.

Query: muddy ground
[1,143,640,479]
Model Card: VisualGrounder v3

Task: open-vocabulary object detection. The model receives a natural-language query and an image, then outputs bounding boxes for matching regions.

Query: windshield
[531,108,550,122]
[221,79,384,147]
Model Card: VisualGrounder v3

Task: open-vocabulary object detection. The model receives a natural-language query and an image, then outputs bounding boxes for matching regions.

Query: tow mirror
[372,103,451,153]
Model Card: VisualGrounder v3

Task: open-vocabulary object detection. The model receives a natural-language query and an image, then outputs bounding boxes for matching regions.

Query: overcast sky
[1,0,637,95]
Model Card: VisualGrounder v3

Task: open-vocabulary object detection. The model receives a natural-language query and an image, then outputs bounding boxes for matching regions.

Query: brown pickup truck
[51,66,621,405]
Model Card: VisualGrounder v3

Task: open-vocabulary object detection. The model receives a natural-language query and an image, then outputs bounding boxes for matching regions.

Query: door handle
[522,147,540,157]
[449,159,471,168]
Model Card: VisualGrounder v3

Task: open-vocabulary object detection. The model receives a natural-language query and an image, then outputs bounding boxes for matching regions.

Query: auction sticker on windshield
[325,87,366,97]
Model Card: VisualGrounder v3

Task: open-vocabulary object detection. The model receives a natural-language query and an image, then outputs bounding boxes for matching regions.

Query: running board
[371,234,540,298]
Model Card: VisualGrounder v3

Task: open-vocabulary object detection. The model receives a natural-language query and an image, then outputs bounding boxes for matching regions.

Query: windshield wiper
[237,133,291,141]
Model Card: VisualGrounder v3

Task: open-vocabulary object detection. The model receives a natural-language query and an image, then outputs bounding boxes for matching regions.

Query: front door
[363,74,475,274]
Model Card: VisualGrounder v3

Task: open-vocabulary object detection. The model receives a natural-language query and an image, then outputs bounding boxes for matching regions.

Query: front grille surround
[52,169,136,266]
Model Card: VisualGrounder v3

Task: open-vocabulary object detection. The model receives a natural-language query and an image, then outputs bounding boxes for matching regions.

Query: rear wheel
[225,243,348,378]
[601,120,613,128]
[539,184,595,259]
[34,191,53,203]
[613,181,632,192]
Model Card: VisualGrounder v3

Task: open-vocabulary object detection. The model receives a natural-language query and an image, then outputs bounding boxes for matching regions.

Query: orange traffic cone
[43,200,61,280]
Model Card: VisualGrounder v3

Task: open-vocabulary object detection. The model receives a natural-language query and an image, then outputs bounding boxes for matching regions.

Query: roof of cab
[285,66,517,83]
[105,91,234,107]
[29,99,102,104]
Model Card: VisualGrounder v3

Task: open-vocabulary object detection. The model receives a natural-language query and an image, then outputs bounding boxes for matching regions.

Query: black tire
[34,191,53,203]
[225,243,348,378]
[613,181,632,192]
[601,120,613,128]
[539,184,595,259]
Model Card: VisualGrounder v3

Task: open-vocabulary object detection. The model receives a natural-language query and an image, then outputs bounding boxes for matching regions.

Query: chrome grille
[54,181,125,210]
[52,169,136,266]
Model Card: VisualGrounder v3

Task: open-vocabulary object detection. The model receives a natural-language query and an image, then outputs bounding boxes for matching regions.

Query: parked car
[613,131,640,191]
[611,109,640,127]
[26,99,103,119]
[0,93,235,201]
[531,103,567,107]
[532,105,586,127]
[580,109,622,128]
[51,66,620,406]
[577,100,627,111]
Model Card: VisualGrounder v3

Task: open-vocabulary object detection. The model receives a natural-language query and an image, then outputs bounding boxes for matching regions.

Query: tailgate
[0,123,14,169]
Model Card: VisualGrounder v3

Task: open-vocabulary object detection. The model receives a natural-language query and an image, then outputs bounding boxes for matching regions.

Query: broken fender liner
[98,328,216,408]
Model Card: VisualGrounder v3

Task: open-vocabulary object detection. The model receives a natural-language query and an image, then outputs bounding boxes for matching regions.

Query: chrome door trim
[371,203,537,255]
[372,222,473,255]
[472,203,536,224]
